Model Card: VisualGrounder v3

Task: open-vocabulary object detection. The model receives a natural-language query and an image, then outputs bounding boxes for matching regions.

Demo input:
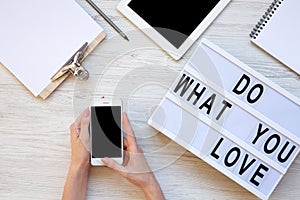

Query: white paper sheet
[0,0,103,96]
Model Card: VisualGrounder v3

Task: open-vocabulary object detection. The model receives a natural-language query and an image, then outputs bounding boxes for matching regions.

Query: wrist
[140,173,156,190]
[141,174,164,200]
[70,155,90,170]
[63,161,89,200]
[70,161,90,175]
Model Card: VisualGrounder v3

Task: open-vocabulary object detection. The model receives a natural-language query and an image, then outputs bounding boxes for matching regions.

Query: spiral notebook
[250,0,300,75]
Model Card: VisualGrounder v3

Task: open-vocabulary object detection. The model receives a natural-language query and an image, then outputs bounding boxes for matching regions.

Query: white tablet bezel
[117,0,231,60]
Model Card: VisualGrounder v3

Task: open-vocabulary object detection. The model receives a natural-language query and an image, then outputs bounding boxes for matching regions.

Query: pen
[86,0,129,41]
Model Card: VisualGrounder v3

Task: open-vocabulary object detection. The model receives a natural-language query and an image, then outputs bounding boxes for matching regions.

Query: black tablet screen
[128,0,220,49]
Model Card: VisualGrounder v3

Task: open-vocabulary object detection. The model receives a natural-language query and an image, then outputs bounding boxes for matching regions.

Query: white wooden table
[0,0,299,199]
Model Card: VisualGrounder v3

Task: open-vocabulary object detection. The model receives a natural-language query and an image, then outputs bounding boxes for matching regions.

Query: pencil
[86,0,129,41]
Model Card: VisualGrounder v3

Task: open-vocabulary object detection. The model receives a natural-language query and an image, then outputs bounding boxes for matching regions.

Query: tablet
[117,0,231,60]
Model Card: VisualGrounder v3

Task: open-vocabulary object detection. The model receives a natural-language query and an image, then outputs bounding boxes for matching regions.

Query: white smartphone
[90,98,123,166]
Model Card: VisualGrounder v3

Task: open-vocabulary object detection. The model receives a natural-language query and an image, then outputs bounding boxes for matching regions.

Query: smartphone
[90,99,123,166]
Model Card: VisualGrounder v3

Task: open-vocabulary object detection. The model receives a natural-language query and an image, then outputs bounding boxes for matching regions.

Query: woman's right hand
[102,113,165,200]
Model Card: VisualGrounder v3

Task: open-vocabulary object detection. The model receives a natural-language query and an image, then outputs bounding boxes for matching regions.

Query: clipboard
[39,32,106,99]
[0,0,106,99]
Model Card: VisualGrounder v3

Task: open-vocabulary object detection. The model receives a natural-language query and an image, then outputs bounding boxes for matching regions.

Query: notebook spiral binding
[250,0,284,39]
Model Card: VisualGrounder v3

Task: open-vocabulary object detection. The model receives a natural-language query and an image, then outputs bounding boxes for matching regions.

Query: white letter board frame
[148,38,300,199]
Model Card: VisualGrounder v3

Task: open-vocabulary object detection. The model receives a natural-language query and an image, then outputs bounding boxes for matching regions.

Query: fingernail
[84,108,90,117]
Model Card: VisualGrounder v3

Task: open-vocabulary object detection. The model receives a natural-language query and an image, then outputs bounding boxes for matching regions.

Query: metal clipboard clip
[51,42,89,81]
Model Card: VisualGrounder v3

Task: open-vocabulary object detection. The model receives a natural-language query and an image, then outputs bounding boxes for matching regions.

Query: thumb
[102,158,125,175]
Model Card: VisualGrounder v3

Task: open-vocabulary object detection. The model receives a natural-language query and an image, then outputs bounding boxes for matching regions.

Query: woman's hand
[102,113,165,200]
[69,108,91,171]
[62,108,91,200]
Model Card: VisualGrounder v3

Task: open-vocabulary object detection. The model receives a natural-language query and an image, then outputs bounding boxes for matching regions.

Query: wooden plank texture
[0,0,299,199]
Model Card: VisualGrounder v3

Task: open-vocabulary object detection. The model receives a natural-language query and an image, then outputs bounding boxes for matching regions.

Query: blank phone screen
[91,106,122,158]
[128,0,220,49]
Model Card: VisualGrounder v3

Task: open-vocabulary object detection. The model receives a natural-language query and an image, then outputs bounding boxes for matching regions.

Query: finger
[74,110,84,130]
[123,138,128,150]
[123,112,135,137]
[123,149,130,166]
[122,138,129,166]
[69,123,78,140]
[102,158,125,175]
[122,113,138,152]
[71,110,84,140]
[79,108,91,152]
